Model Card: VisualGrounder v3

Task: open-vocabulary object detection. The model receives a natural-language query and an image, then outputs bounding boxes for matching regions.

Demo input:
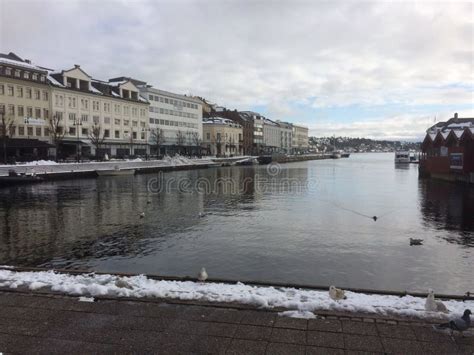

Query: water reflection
[419,179,474,246]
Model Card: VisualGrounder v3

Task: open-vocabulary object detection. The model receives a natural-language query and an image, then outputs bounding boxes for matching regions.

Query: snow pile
[0,269,472,319]
[162,154,196,166]
[16,160,59,166]
[127,158,143,162]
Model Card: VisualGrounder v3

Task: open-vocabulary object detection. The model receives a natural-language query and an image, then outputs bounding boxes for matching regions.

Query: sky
[0,0,472,141]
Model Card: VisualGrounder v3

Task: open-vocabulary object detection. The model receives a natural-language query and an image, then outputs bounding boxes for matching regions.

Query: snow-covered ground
[0,268,472,320]
[0,155,215,176]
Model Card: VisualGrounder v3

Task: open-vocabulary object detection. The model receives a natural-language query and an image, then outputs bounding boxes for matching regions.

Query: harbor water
[0,153,472,294]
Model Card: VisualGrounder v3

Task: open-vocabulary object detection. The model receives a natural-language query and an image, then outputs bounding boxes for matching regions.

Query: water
[0,153,472,294]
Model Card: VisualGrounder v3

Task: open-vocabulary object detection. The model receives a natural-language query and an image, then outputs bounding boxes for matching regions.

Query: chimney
[25,59,31,64]
[454,112,458,119]
[74,64,80,68]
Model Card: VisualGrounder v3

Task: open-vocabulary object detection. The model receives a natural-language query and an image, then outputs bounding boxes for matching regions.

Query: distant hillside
[309,136,421,153]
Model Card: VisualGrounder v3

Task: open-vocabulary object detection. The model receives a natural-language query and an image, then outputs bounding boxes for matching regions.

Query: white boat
[394,151,410,164]
[96,166,136,176]
[331,150,342,159]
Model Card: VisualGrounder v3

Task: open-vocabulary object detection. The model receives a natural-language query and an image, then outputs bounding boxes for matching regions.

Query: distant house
[420,113,474,183]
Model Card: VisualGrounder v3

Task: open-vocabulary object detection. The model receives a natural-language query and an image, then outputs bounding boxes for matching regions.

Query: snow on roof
[441,132,449,139]
[111,91,121,97]
[90,85,103,95]
[203,117,241,127]
[47,71,65,87]
[109,80,127,86]
[428,133,436,141]
[0,57,46,72]
[446,122,473,129]
[138,95,148,103]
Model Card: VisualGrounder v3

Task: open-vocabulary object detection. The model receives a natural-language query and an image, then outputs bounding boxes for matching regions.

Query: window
[36,127,42,136]
[115,130,120,138]
[140,121,145,128]
[104,117,111,124]
[149,118,154,124]
[159,97,164,103]
[27,107,33,117]
[149,94,153,100]
[44,128,49,136]
[81,99,89,110]
[7,85,14,96]
[141,132,145,139]
[18,126,25,136]
[26,88,32,98]
[93,116,99,124]
[43,109,49,119]
[160,108,164,114]
[114,104,120,114]
[35,90,40,100]
[43,91,48,101]
[69,113,76,121]
[35,108,41,118]
[5,67,11,75]
[17,87,23,98]
[104,129,110,138]
[69,127,76,135]
[8,105,15,115]
[140,109,145,117]
[82,128,88,136]
[93,101,100,111]
[164,98,169,104]
[124,106,129,116]
[32,73,38,80]
[14,70,20,77]
[114,118,121,125]
[132,132,137,139]
[132,121,138,127]
[27,127,33,136]
[206,133,210,140]
[132,107,138,117]
[40,75,45,82]
[24,72,30,79]
[81,114,88,122]
[103,102,110,112]
[0,84,3,95]
[18,106,24,116]
[124,120,129,126]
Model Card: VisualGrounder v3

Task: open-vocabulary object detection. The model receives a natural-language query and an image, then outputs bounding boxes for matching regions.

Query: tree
[0,108,15,164]
[213,133,222,157]
[49,112,66,162]
[88,123,106,160]
[176,130,186,154]
[150,128,165,155]
[191,132,202,156]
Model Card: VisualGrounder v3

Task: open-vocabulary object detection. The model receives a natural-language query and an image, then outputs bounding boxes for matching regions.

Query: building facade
[292,124,309,153]
[136,82,202,155]
[420,113,474,183]
[202,117,242,156]
[277,121,293,153]
[0,52,53,161]
[48,69,149,159]
[262,119,281,153]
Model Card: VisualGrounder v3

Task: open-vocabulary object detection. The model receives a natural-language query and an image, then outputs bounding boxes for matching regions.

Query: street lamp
[73,117,82,162]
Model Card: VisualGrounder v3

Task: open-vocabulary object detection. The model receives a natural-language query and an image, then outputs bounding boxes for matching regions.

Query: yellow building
[202,117,243,157]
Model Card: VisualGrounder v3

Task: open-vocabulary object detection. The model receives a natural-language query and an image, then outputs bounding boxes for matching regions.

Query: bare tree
[49,113,66,161]
[213,133,222,157]
[191,132,202,156]
[176,130,186,154]
[0,108,15,164]
[88,123,106,160]
[150,128,165,155]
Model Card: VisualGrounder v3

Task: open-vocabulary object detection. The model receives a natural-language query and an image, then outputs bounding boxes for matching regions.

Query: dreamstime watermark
[147,162,319,195]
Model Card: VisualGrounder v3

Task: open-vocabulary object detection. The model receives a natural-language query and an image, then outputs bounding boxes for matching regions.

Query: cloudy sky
[1,0,472,140]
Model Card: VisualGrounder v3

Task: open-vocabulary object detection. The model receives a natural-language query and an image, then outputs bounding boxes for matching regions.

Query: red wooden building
[419,113,474,183]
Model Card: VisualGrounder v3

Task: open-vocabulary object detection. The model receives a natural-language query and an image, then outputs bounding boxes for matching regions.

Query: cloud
[307,109,474,141]
[0,0,472,138]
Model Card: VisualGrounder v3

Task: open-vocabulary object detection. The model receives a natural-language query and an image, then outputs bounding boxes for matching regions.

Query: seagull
[329,285,347,301]
[139,212,145,218]
[435,309,471,336]
[372,216,378,221]
[410,238,423,246]
[198,267,208,282]
[425,289,449,313]
[115,279,133,290]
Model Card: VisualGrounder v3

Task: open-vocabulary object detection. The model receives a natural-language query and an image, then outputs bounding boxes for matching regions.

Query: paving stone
[342,320,378,336]
[306,346,345,354]
[167,319,210,335]
[343,334,383,352]
[0,317,53,337]
[419,340,462,354]
[174,304,215,321]
[376,323,416,340]
[266,342,306,355]
[274,316,308,330]
[307,319,342,333]
[227,339,268,355]
[412,325,455,343]
[207,308,245,324]
[206,322,238,337]
[235,324,273,341]
[380,337,425,354]
[270,328,307,345]
[241,310,277,327]
[307,330,344,348]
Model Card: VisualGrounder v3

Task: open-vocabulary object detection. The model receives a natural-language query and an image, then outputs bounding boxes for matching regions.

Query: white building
[263,118,281,153]
[130,79,202,155]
